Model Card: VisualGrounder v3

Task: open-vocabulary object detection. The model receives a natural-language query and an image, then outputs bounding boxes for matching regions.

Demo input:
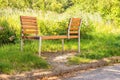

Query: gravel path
[64,64,120,80]
[42,52,77,72]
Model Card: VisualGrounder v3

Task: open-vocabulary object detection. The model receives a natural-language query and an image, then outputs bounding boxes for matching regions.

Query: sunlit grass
[23,39,78,52]
[68,56,91,64]
[68,31,120,64]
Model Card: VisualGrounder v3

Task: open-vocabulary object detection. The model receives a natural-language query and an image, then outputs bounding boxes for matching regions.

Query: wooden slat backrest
[70,18,81,27]
[20,16,38,38]
[68,18,81,38]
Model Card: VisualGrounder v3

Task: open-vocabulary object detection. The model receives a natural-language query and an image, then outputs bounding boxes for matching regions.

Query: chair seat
[41,35,78,40]
[22,35,78,40]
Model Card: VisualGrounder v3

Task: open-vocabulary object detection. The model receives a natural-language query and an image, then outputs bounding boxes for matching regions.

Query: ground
[42,51,77,72]
[64,64,120,80]
[1,52,120,80]
[40,52,120,80]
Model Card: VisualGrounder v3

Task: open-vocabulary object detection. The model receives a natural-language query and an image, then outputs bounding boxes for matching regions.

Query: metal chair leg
[21,39,23,51]
[62,39,64,53]
[78,36,80,53]
[39,37,42,56]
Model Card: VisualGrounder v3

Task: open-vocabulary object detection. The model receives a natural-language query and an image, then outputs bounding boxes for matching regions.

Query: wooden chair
[20,16,82,56]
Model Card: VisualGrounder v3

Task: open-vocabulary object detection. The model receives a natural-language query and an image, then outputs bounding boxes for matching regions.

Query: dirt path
[42,52,77,72]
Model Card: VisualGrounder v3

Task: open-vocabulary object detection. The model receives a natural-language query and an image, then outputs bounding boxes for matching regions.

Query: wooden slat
[22,35,78,40]
[72,18,81,21]
[20,16,39,36]
[70,18,81,27]
[22,25,37,29]
[70,22,80,27]
[70,36,78,38]
[21,22,37,26]
[20,16,36,20]
[22,30,38,34]
[41,35,78,40]
[42,35,67,40]
[72,18,81,23]
[21,19,37,23]
[70,28,79,31]
[22,28,37,31]
[70,31,78,34]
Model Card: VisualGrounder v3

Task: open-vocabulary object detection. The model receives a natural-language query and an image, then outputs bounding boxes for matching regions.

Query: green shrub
[80,21,95,39]
[38,19,68,35]
[0,18,16,45]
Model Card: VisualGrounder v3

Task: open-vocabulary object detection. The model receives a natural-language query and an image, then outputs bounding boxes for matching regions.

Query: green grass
[68,33,120,64]
[0,39,78,74]
[22,39,78,52]
[68,56,91,64]
[81,34,120,59]
[0,43,49,74]
[41,39,78,52]
[1,33,120,73]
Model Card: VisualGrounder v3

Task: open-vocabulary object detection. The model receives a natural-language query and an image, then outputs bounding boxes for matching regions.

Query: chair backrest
[20,16,38,38]
[68,18,81,38]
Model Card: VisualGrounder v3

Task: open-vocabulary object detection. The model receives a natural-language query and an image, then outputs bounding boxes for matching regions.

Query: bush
[80,21,95,39]
[38,19,68,35]
[0,18,16,45]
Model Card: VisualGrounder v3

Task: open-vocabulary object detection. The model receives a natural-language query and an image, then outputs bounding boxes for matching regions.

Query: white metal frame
[67,18,82,53]
[62,39,64,53]
[68,18,72,39]
[39,37,42,56]
[21,38,23,51]
[78,20,82,53]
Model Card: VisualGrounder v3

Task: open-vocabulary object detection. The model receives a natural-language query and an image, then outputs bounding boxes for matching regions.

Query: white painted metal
[21,39,23,51]
[68,18,72,39]
[62,39,64,53]
[78,20,82,53]
[39,37,42,56]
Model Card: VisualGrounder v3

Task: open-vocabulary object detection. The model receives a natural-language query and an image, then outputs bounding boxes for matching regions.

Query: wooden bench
[20,16,82,56]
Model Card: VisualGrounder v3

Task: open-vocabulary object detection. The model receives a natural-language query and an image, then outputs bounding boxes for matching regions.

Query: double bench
[20,16,82,56]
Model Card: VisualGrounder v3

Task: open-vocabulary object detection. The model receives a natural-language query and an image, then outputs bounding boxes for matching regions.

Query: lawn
[68,33,120,64]
[0,39,78,74]
[1,32,120,74]
[0,43,49,74]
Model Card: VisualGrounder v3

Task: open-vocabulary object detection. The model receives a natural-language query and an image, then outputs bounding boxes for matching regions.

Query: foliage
[0,0,73,13]
[0,17,16,45]
[38,19,68,35]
